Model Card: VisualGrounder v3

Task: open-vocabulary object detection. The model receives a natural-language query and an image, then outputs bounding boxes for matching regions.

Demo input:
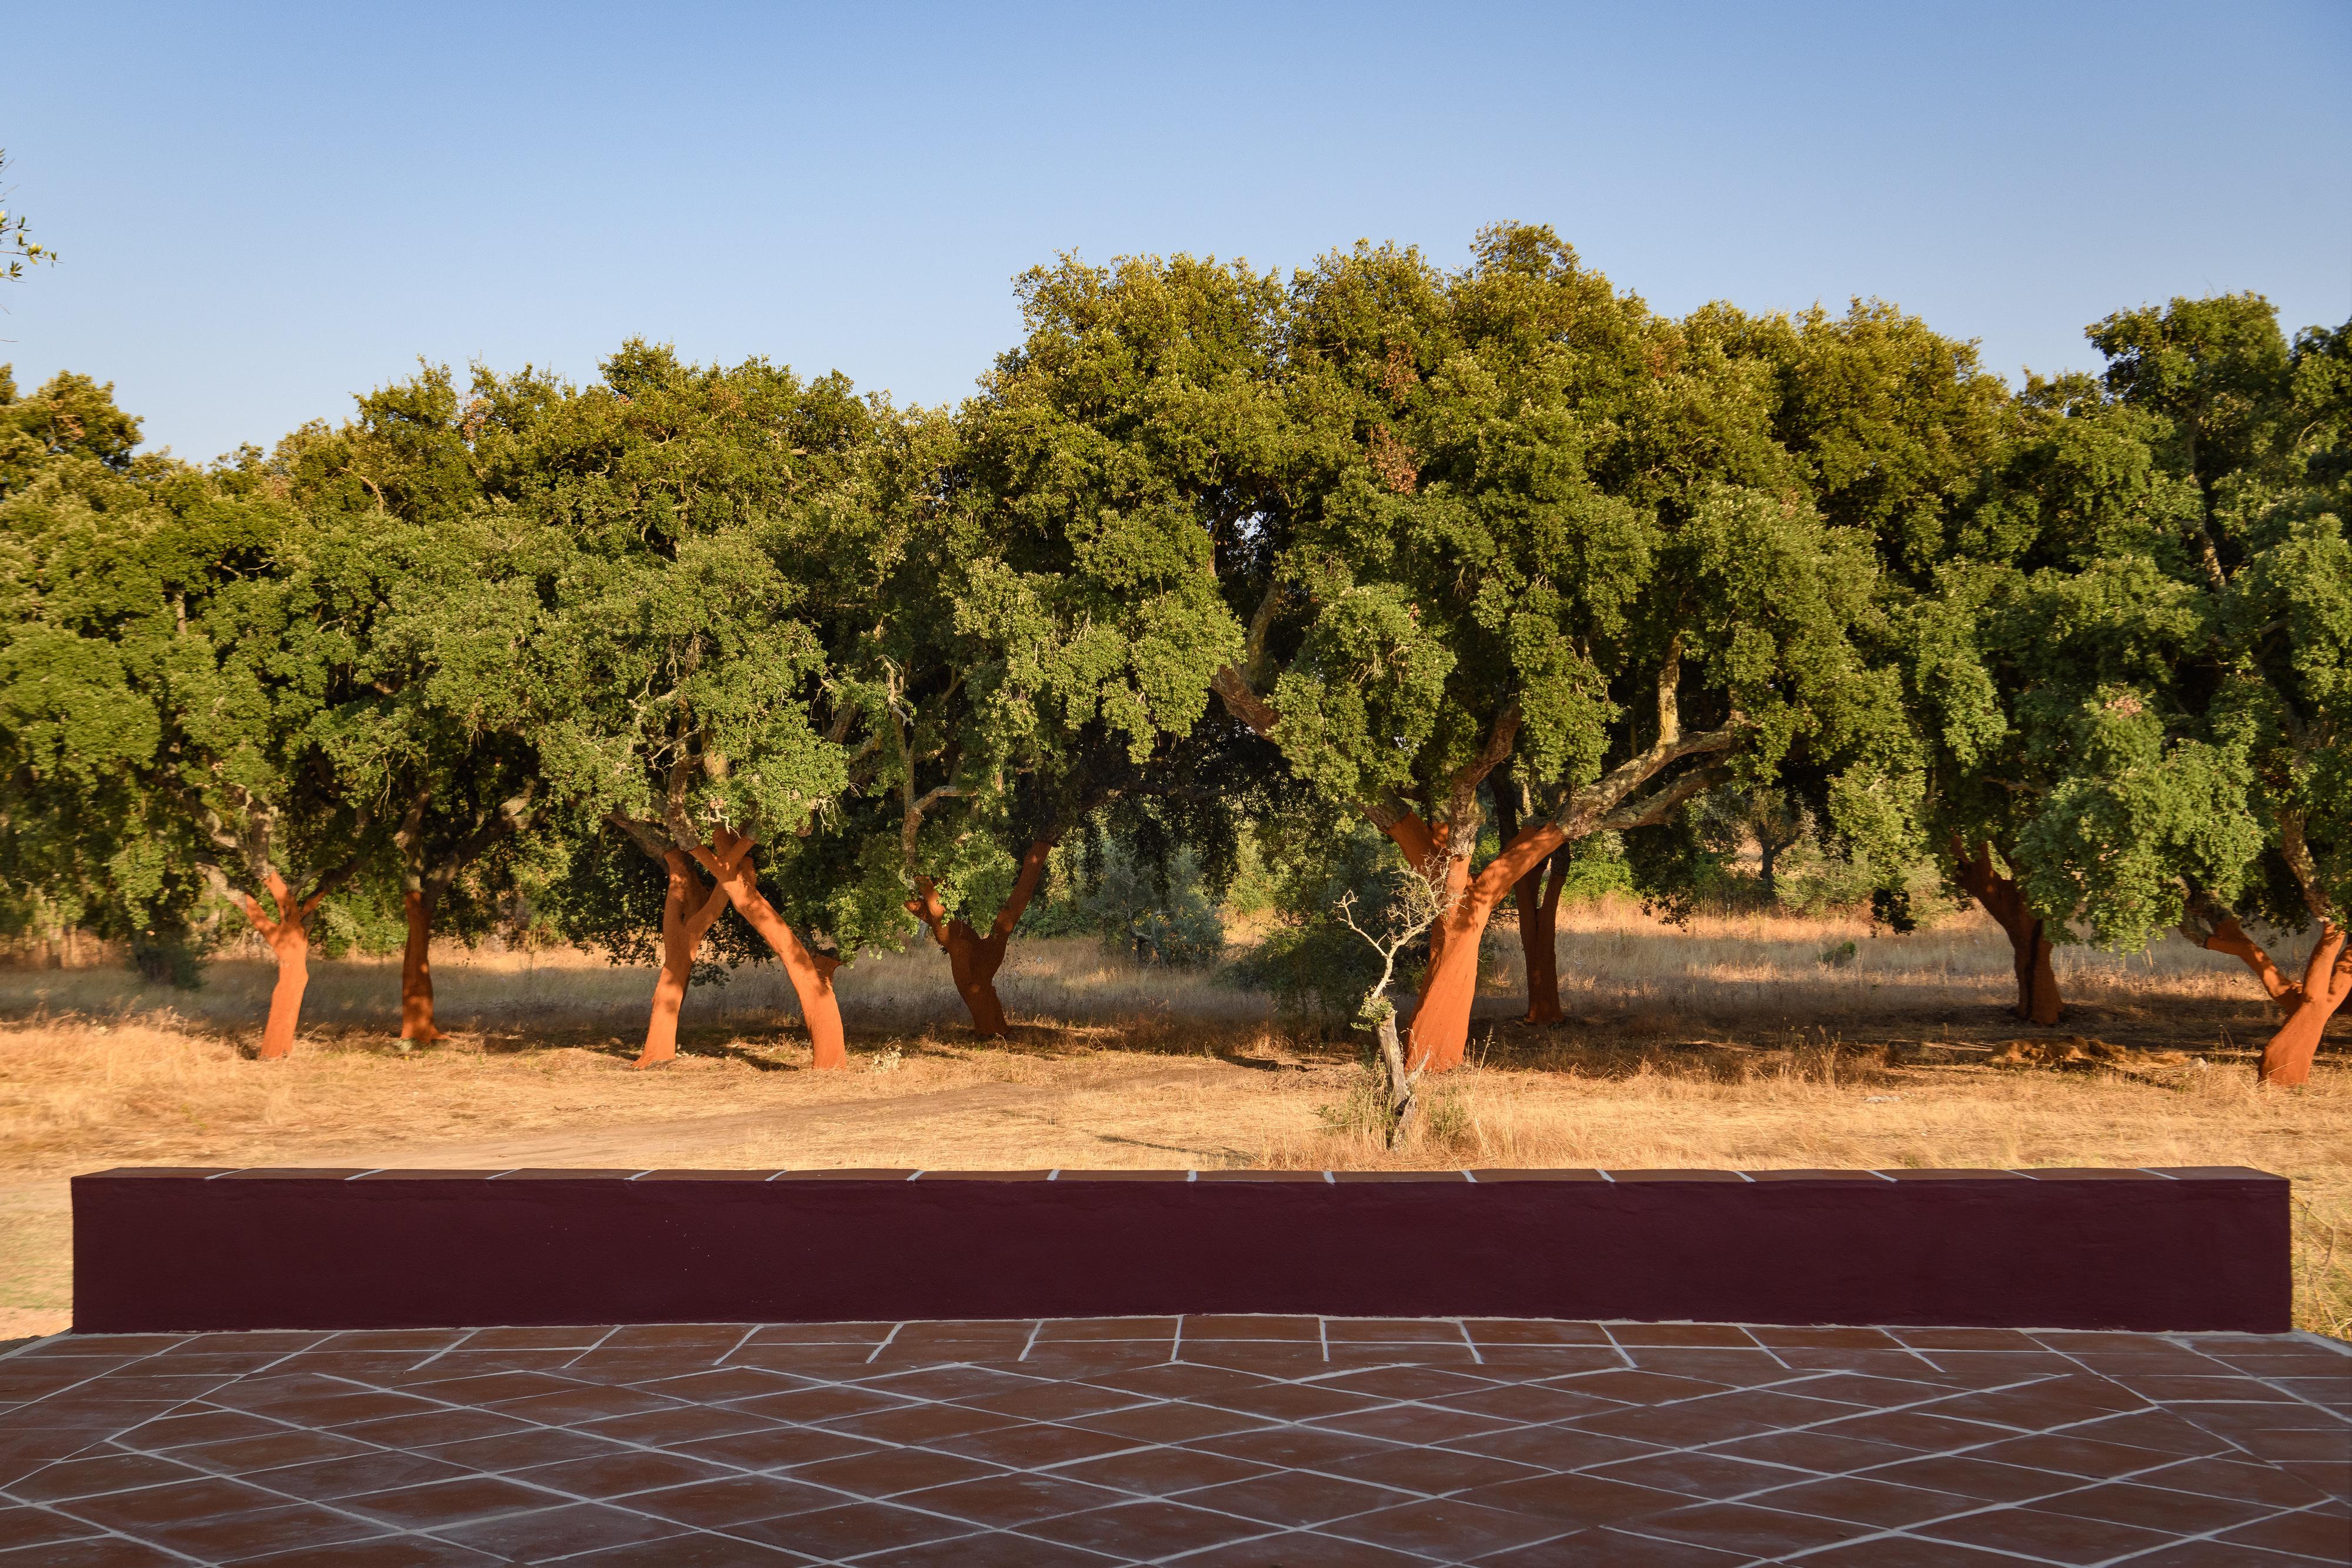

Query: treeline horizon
[1,225,2344,1083]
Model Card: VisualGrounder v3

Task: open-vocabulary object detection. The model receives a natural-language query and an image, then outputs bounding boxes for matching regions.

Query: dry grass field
[2,898,2346,1342]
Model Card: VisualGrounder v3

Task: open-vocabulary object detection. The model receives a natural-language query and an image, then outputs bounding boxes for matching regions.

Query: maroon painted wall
[71,1166,2291,1335]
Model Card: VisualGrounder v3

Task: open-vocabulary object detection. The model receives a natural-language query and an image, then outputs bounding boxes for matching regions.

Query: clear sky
[8,1,2348,463]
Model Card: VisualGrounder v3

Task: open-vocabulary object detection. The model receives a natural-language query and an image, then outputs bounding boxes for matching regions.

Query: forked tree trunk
[2186,911,2350,1088]
[233,874,326,1061]
[907,838,1055,1038]
[1390,815,1575,1072]
[691,828,848,1069]
[1952,837,2062,1027]
[399,887,440,1044]
[636,850,734,1068]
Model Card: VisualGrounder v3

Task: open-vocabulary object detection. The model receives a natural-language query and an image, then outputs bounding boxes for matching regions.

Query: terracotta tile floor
[0,1319,2343,1566]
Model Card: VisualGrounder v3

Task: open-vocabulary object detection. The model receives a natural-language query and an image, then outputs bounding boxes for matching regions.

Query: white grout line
[714,1323,763,1367]
[1018,1320,1044,1362]
[1318,1318,1329,1363]
[0,1330,71,1363]
[1169,1316,1184,1365]
[405,1327,479,1370]
[557,1324,624,1369]
[4,1318,2328,1566]
[1454,1318,1484,1366]
[864,1323,902,1363]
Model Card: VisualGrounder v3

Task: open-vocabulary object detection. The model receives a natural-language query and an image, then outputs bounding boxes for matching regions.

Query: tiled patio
[0,1318,2344,1567]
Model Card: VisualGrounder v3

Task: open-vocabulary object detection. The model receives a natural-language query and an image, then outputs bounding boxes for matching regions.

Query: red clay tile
[0,1537,196,1568]
[1442,1423,1661,1472]
[848,1530,1120,1566]
[890,1470,1129,1527]
[1022,1497,1274,1556]
[1627,1499,1876,1556]
[113,1500,392,1560]
[1918,1503,2177,1563]
[1338,1442,1549,1497]
[626,1476,847,1523]
[440,1501,693,1560]
[668,1424,888,1470]
[1451,1469,1683,1527]
[1785,1537,2026,1566]
[1743,1474,1982,1527]
[1207,1530,1462,1565]
[2033,1478,2279,1534]
[1475,1527,1748,1564]
[0,1503,106,1550]
[54,1474,288,1530]
[1324,1318,1468,1343]
[241,1449,480,1502]
[1324,1495,1575,1556]
[923,1419,1144,1469]
[821,1401,1024,1446]
[745,1322,898,1343]
[507,1447,734,1499]
[788,1444,1005,1498]
[1032,1316,1180,1341]
[1183,1315,1324,1340]
[554,1533,811,1565]
[1046,1444,1274,1496]
[1466,1319,1613,1346]
[1062,1400,1272,1445]
[730,1499,974,1556]
[1581,1449,1808,1502]
[337,1473,566,1527]
[1177,1469,1418,1526]
[2217,1505,2352,1559]
[203,1537,510,1568]
[5,1450,211,1501]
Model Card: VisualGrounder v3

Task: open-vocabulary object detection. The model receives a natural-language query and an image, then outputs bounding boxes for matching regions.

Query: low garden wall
[72,1165,2291,1335]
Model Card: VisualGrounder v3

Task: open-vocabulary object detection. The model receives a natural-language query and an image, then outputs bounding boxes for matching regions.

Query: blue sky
[8,1,2348,462]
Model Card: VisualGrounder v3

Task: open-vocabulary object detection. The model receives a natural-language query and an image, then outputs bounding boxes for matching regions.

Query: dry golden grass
[1,907,2344,1340]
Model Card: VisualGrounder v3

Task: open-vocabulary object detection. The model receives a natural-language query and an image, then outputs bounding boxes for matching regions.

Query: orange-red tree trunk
[2189,912,2350,1088]
[399,888,440,1044]
[636,850,735,1068]
[1389,814,1572,1072]
[691,828,848,1069]
[1952,838,2062,1027]
[235,874,325,1061]
[907,837,1055,1038]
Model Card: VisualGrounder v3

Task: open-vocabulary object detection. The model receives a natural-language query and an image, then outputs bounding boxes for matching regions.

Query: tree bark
[399,887,440,1044]
[1387,813,1570,1072]
[1951,837,2062,1026]
[235,874,321,1061]
[691,828,848,1069]
[2186,910,2350,1087]
[1491,783,1565,1027]
[636,850,734,1068]
[907,837,1055,1039]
